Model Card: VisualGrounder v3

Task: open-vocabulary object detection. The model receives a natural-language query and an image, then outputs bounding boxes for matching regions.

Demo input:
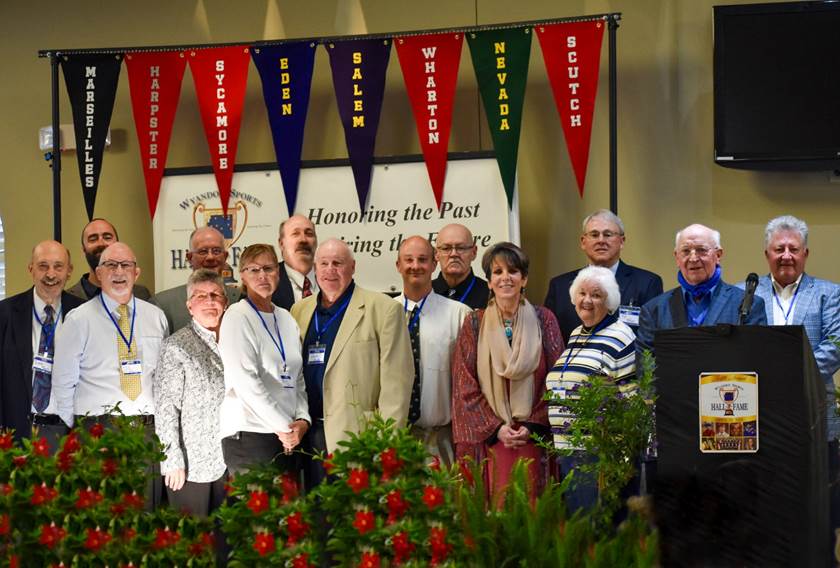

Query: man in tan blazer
[291,238,413,488]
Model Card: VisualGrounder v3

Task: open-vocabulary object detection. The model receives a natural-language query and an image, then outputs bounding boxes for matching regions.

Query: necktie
[408,305,422,424]
[302,276,313,298]
[117,304,141,401]
[32,305,55,413]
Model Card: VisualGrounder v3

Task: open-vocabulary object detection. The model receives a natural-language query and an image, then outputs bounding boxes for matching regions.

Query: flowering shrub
[0,416,214,566]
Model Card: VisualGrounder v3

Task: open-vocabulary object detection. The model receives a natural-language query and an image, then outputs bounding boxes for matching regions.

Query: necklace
[503,318,514,340]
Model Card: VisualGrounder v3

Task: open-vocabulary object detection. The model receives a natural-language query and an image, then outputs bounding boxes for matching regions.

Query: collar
[317,281,355,314]
[100,290,134,315]
[771,273,803,298]
[80,273,101,298]
[580,310,618,334]
[438,269,476,294]
[401,290,434,311]
[284,263,316,290]
[32,288,61,318]
[589,260,620,275]
[191,318,218,345]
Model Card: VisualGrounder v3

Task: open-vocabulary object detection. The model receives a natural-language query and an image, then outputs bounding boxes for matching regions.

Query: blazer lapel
[11,290,35,399]
[325,288,364,375]
[668,288,688,328]
[705,282,731,325]
[615,260,631,297]
[790,274,815,326]
[757,277,774,323]
[293,298,317,342]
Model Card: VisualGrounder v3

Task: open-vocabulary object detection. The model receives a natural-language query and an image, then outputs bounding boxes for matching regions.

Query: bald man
[152,226,240,332]
[0,241,84,450]
[272,214,319,310]
[291,238,413,489]
[432,223,489,309]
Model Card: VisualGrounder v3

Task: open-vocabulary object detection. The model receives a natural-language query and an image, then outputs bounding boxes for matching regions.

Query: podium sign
[698,372,759,453]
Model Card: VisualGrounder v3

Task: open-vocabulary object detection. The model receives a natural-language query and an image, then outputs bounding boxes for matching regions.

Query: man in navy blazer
[0,241,84,450]
[753,215,840,439]
[545,209,663,342]
[271,215,318,310]
[636,223,767,362]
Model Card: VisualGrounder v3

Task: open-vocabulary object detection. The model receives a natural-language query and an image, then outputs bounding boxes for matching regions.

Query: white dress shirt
[218,299,310,438]
[31,289,64,415]
[52,293,169,427]
[770,274,803,325]
[285,264,318,303]
[395,291,471,428]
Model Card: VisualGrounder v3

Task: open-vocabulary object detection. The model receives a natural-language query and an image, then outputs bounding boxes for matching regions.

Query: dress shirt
[285,264,319,303]
[218,299,309,438]
[394,292,470,428]
[52,293,169,427]
[31,289,64,415]
[154,320,226,483]
[770,275,803,325]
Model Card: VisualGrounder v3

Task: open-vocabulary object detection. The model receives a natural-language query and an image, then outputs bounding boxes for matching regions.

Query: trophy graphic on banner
[719,384,739,416]
[193,200,248,283]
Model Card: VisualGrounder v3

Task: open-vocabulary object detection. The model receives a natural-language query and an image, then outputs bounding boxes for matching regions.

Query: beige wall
[1,0,837,301]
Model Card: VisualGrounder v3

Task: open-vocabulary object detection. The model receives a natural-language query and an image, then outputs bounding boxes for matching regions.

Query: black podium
[653,324,828,567]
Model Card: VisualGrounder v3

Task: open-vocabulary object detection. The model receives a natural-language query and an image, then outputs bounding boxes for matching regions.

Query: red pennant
[188,46,250,215]
[537,21,605,196]
[125,51,186,218]
[395,33,463,209]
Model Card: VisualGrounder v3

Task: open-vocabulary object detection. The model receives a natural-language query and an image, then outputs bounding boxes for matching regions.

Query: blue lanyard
[246,298,287,368]
[560,317,611,376]
[403,294,429,332]
[771,281,801,325]
[32,306,61,354]
[457,276,477,304]
[314,295,353,342]
[100,295,136,350]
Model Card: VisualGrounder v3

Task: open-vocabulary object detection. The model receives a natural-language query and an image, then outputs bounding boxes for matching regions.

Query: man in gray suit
[151,227,239,332]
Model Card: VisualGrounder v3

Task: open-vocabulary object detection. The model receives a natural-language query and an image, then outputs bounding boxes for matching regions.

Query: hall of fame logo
[698,372,759,454]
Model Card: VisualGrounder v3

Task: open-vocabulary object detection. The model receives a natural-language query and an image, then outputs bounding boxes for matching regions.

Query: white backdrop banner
[153,157,515,293]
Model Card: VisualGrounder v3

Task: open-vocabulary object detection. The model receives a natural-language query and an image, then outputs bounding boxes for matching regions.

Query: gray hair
[582,209,625,235]
[188,226,225,250]
[674,224,721,249]
[186,268,226,298]
[764,215,808,248]
[569,266,621,313]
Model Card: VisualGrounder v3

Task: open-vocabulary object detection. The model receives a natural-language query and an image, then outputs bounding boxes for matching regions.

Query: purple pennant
[327,39,391,210]
[251,42,316,215]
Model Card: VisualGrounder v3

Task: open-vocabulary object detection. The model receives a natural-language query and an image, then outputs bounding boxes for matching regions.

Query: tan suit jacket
[291,285,414,452]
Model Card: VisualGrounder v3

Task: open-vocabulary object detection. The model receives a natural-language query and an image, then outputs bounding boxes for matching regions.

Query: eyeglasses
[192,247,225,257]
[241,264,278,276]
[677,246,715,259]
[583,230,622,240]
[436,244,473,255]
[189,291,227,304]
[99,260,137,271]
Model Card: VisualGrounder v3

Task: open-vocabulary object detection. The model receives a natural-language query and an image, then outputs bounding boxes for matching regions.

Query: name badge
[307,344,326,365]
[33,353,53,374]
[619,305,641,326]
[120,359,143,375]
[279,371,295,389]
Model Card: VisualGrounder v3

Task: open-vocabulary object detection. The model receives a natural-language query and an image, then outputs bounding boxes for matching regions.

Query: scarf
[677,265,722,300]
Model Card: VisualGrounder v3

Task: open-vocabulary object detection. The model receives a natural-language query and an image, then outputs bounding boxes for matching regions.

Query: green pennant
[467,27,532,208]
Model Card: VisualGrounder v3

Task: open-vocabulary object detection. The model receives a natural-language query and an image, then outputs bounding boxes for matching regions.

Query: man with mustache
[545,209,663,343]
[394,236,470,467]
[67,218,151,301]
[0,240,84,451]
[431,223,489,309]
[151,226,240,332]
[272,215,319,310]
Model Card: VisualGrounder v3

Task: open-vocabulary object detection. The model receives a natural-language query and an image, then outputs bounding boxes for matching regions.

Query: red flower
[0,432,13,450]
[102,458,118,477]
[152,527,181,550]
[359,551,381,568]
[352,510,376,535]
[385,490,409,524]
[188,532,215,555]
[9,555,18,568]
[291,553,314,568]
[62,431,80,453]
[56,451,74,472]
[75,487,104,509]
[32,437,49,457]
[422,485,444,510]
[429,455,442,471]
[464,534,476,550]
[279,472,298,504]
[247,490,270,515]
[121,491,144,511]
[391,531,415,565]
[0,514,9,536]
[347,468,369,493]
[31,483,58,505]
[458,459,475,486]
[83,527,112,552]
[12,455,26,468]
[38,523,67,549]
[285,511,309,544]
[0,483,12,496]
[110,503,126,516]
[89,423,105,438]
[429,526,452,565]
[122,528,137,542]
[322,453,335,474]
[379,447,403,479]
[252,531,276,557]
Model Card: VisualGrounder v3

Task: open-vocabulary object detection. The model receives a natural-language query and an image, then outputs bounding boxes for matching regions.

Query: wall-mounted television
[714,1,840,171]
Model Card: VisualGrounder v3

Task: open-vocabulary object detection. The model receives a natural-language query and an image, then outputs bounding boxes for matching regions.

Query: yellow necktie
[117,304,141,401]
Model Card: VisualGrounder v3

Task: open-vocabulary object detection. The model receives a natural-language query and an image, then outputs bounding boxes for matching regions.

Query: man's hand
[277,420,310,453]
[164,468,186,491]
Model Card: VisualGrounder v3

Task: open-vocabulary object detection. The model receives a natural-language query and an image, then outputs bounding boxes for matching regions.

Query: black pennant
[61,54,123,220]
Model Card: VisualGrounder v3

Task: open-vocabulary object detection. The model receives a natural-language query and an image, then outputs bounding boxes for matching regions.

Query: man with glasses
[53,242,169,508]
[152,226,239,332]
[67,218,152,301]
[545,209,663,343]
[635,223,766,360]
[272,214,319,310]
[431,223,489,309]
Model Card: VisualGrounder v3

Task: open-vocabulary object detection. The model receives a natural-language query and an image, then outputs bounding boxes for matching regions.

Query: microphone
[738,273,759,325]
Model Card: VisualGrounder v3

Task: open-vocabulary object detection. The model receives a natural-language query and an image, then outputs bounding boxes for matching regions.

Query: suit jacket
[754,273,840,382]
[67,274,151,302]
[544,260,664,342]
[635,280,767,362]
[290,285,414,452]
[270,262,296,311]
[151,282,241,333]
[0,288,84,440]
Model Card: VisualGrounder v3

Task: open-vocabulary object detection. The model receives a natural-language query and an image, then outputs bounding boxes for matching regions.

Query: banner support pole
[608,15,619,215]
[50,54,62,242]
